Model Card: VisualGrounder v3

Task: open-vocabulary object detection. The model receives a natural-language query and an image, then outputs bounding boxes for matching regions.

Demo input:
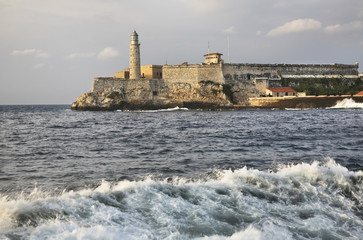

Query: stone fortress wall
[222,63,359,82]
[162,63,224,85]
[92,62,359,95]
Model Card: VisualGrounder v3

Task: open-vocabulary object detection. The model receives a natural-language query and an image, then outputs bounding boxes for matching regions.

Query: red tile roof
[356,91,363,96]
[267,87,296,92]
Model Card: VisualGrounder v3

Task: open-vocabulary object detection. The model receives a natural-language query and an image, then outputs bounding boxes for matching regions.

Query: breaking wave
[1,158,362,239]
[330,98,363,109]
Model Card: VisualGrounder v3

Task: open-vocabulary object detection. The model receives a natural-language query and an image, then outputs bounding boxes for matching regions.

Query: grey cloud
[325,21,363,34]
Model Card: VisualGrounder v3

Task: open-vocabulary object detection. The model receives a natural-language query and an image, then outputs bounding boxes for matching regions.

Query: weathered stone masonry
[92,62,359,96]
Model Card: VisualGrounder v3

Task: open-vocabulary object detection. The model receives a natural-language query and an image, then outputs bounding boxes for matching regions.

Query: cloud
[10,49,49,58]
[97,47,119,60]
[324,21,363,34]
[66,52,96,59]
[223,26,235,34]
[266,18,322,37]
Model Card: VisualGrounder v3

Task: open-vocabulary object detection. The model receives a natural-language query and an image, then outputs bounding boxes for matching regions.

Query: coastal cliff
[71,77,363,111]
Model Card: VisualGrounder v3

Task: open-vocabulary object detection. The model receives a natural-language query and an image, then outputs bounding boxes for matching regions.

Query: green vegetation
[282,78,362,95]
[222,84,235,104]
[199,80,221,86]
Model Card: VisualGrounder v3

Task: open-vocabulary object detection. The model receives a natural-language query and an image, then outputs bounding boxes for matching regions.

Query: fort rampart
[222,63,359,83]
[91,63,360,97]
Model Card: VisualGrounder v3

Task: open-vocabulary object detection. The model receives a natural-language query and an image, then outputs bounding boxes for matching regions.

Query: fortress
[72,31,362,110]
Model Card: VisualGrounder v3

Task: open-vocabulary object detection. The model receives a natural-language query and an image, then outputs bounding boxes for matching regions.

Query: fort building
[116,65,163,80]
[91,30,361,99]
[204,53,224,64]
[266,87,296,97]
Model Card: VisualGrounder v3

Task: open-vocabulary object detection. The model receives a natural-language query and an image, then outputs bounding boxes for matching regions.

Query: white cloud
[324,24,341,34]
[66,52,96,59]
[223,26,235,34]
[97,47,119,60]
[266,18,322,37]
[10,49,49,58]
[324,21,363,34]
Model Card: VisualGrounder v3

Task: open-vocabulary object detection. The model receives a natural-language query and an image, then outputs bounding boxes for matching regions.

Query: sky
[1,0,362,104]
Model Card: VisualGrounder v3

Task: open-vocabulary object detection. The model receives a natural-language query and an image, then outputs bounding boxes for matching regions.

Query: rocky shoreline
[71,91,363,111]
[246,96,363,109]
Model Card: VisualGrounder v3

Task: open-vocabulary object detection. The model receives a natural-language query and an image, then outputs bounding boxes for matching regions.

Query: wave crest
[1,159,362,239]
[331,98,363,109]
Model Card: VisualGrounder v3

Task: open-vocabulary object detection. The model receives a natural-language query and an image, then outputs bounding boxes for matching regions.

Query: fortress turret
[129,31,141,79]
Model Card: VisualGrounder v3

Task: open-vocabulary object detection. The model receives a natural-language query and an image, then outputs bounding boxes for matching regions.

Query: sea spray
[330,98,363,109]
[1,159,362,239]
[126,106,189,113]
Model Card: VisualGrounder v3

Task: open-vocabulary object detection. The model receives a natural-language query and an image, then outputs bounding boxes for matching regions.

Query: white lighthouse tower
[129,31,141,79]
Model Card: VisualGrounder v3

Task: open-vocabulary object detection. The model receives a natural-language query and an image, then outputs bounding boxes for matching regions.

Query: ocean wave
[0,158,362,239]
[330,98,363,109]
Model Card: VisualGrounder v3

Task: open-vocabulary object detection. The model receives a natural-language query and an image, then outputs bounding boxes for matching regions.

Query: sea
[0,98,362,240]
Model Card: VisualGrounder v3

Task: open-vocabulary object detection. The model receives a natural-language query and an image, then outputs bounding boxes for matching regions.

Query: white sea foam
[131,106,189,113]
[330,98,363,109]
[194,225,262,240]
[0,159,362,239]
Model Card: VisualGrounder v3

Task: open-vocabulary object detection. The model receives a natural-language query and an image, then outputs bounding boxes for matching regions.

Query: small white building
[266,87,296,97]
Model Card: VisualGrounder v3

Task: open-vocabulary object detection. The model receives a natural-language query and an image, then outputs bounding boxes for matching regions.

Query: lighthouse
[129,31,141,79]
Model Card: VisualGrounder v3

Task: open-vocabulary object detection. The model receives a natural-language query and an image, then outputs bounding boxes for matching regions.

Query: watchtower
[203,53,223,64]
[129,31,141,79]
